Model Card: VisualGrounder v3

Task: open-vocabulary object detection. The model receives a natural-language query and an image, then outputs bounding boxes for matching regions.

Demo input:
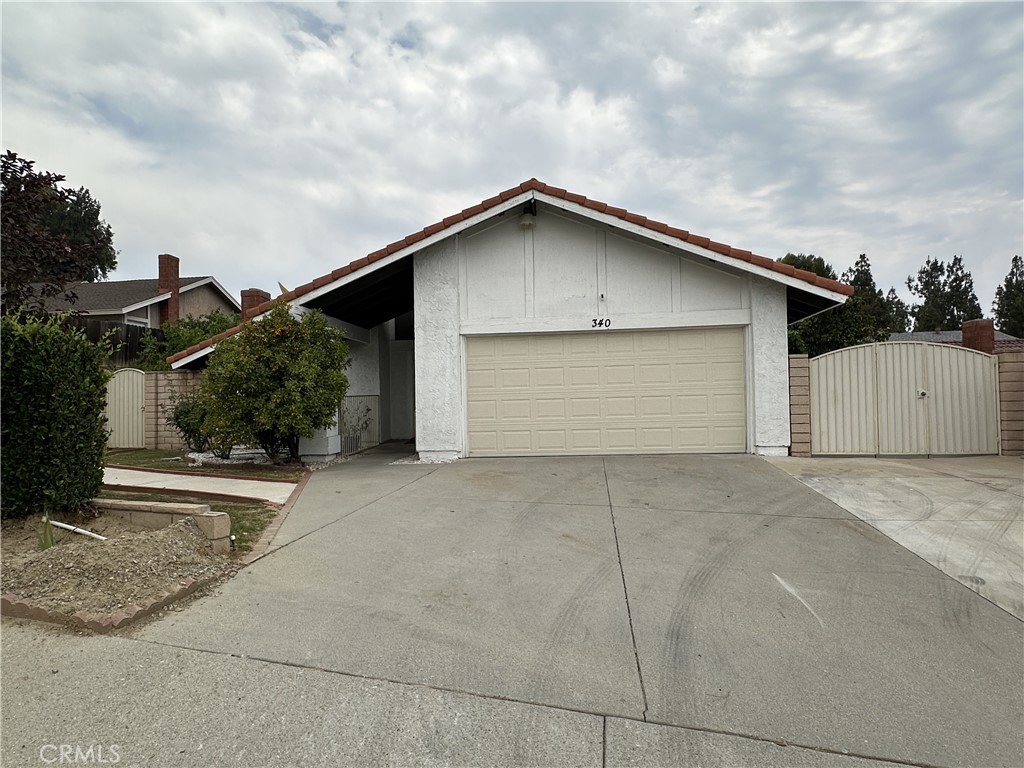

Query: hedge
[1,312,111,519]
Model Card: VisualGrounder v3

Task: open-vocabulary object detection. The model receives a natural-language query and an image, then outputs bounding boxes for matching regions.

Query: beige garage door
[466,328,746,456]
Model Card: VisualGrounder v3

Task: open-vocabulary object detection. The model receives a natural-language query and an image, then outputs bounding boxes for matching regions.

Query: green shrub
[1,312,111,519]
[166,392,211,453]
[134,310,240,371]
[201,304,349,461]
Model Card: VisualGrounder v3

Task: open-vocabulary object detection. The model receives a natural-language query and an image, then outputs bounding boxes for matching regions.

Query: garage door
[466,328,746,456]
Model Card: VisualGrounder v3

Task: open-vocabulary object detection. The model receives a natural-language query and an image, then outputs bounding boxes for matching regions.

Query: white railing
[339,395,380,455]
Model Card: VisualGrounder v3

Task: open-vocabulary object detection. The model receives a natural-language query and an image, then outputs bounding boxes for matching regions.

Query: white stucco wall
[749,278,791,455]
[345,327,381,397]
[413,239,463,461]
[411,208,795,457]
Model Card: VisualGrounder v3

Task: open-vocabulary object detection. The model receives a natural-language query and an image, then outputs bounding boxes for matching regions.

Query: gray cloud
[2,2,1020,310]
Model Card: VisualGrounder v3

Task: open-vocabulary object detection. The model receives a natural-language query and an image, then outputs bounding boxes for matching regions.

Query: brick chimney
[241,288,271,318]
[962,318,995,354]
[157,253,180,326]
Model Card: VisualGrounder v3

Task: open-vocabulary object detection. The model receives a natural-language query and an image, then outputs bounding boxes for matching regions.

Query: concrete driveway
[766,455,1024,620]
[3,447,1022,767]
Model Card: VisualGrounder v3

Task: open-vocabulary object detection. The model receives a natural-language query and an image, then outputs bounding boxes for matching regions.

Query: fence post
[789,355,811,457]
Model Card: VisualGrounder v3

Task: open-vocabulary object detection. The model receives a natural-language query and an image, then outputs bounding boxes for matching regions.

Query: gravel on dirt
[1,514,235,617]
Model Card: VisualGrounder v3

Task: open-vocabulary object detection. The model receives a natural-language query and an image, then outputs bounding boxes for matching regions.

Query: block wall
[997,351,1023,456]
[788,354,811,457]
[145,371,204,451]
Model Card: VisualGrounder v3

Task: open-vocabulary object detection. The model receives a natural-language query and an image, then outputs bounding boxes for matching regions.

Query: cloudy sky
[3,2,1021,314]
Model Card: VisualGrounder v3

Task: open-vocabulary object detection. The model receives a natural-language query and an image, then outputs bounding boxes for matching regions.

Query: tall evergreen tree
[905,255,982,331]
[783,253,908,357]
[992,255,1024,338]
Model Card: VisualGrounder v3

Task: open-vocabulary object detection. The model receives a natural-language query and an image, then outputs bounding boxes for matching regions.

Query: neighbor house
[889,327,1024,353]
[169,179,852,461]
[45,254,240,328]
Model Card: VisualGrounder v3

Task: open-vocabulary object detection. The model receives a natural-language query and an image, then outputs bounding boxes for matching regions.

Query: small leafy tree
[134,310,240,370]
[200,304,349,461]
[993,255,1024,338]
[1,311,111,519]
[906,255,983,331]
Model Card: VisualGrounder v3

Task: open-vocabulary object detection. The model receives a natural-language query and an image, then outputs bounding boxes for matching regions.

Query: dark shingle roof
[41,277,209,313]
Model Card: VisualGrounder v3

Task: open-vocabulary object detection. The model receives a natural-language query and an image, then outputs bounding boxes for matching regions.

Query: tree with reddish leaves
[1,151,117,314]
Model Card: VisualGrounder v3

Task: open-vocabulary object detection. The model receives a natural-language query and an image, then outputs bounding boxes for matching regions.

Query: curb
[1,573,225,634]
[106,464,302,484]
[242,471,313,564]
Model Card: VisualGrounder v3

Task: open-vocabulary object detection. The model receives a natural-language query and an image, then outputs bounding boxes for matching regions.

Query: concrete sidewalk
[766,455,1024,619]
[103,467,297,505]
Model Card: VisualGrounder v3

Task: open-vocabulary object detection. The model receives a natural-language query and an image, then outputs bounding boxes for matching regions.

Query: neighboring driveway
[4,449,1022,767]
[766,456,1024,620]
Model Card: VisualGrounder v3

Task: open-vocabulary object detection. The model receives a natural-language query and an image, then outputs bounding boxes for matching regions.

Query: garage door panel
[570,398,601,418]
[604,365,636,386]
[641,396,672,417]
[534,367,565,387]
[605,397,637,418]
[467,400,497,421]
[501,400,531,420]
[535,399,566,419]
[467,329,746,456]
[606,429,638,450]
[676,362,709,383]
[536,430,567,450]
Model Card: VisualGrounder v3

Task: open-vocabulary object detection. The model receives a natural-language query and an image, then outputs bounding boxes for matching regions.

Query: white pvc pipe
[44,519,107,541]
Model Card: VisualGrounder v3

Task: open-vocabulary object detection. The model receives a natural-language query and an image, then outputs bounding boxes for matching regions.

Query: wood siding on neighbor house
[180,283,237,319]
[144,371,204,450]
[997,351,1024,456]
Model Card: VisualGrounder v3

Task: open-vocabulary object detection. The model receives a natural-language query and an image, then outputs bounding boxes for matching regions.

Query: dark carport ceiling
[787,286,844,324]
[303,258,413,330]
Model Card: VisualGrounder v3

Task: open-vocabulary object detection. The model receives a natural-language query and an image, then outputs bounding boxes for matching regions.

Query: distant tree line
[781,252,1023,358]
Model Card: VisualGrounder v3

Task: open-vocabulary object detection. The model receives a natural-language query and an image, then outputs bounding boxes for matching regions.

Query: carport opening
[303,260,416,447]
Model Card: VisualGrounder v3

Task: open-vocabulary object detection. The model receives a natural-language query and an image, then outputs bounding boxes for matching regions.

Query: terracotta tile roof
[168,179,853,365]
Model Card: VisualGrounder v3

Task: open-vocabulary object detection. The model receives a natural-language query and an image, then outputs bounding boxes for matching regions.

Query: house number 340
[591,318,612,328]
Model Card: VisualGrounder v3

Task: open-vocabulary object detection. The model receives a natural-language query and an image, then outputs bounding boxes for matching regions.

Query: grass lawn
[97,490,279,554]
[105,448,307,482]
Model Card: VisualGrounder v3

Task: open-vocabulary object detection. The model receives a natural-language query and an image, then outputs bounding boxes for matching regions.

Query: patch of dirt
[1,514,235,617]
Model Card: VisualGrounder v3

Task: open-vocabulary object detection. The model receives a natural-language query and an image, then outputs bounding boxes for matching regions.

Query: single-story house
[170,179,852,461]
[44,254,239,328]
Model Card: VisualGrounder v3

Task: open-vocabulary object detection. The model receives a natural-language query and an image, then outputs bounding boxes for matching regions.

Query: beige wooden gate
[809,342,999,456]
[106,368,145,449]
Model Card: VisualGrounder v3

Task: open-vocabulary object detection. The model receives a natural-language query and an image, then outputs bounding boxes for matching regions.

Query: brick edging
[242,471,313,564]
[105,464,300,484]
[1,573,224,634]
